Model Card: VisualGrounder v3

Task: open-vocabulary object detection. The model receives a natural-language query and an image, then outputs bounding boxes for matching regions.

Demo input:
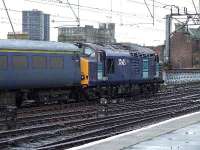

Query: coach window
[13,56,28,69]
[32,56,47,69]
[50,56,64,69]
[106,58,115,74]
[84,47,95,57]
[0,56,8,70]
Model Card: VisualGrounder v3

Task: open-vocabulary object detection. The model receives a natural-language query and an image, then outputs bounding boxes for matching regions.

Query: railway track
[1,83,200,149]
[0,86,197,130]
[0,102,97,129]
[37,106,200,150]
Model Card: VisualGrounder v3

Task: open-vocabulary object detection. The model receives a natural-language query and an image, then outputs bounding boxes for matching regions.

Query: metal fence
[163,69,200,85]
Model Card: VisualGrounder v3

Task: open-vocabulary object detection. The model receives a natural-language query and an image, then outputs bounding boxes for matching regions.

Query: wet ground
[123,122,200,150]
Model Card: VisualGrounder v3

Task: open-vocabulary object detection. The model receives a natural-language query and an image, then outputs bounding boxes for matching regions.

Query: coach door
[97,51,106,80]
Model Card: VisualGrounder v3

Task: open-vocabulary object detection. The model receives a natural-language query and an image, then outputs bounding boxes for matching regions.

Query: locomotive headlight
[81,75,85,80]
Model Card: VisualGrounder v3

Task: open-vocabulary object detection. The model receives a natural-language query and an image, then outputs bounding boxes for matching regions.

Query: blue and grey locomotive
[80,43,162,98]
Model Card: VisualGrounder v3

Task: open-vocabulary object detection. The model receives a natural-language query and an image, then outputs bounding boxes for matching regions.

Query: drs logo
[118,59,126,66]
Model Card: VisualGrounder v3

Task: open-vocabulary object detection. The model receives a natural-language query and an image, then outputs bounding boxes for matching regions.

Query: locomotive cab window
[12,55,28,69]
[0,55,8,70]
[106,58,115,74]
[84,47,95,57]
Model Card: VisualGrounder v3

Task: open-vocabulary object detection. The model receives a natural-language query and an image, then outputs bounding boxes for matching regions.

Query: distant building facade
[22,10,50,41]
[43,14,50,41]
[58,23,116,43]
[149,45,165,63]
[170,24,200,69]
[7,32,29,40]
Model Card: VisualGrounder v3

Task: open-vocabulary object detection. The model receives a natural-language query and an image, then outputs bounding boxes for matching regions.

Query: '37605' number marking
[118,59,126,65]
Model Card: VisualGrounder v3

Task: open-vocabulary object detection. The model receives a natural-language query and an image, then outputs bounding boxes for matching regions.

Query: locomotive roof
[84,43,155,57]
[0,39,79,51]
[109,43,155,54]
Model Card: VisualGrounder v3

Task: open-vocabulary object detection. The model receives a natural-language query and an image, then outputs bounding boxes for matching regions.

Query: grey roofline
[83,43,155,57]
[0,39,79,51]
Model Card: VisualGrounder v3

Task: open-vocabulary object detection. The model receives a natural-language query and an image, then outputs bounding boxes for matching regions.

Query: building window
[0,55,8,70]
[12,55,28,69]
[106,58,115,74]
[32,56,46,69]
[50,56,64,69]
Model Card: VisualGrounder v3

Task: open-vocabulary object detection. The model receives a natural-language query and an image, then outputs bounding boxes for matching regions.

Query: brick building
[170,25,200,69]
[149,45,164,62]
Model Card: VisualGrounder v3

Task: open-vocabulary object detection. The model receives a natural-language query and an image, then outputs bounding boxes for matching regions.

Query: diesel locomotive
[0,40,163,107]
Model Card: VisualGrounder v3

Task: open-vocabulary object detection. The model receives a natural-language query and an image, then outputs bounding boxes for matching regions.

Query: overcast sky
[0,0,198,46]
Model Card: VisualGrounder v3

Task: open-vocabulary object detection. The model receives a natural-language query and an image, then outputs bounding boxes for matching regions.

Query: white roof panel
[0,39,79,51]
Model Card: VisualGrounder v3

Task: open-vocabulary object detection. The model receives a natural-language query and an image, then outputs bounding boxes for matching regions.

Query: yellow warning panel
[80,57,89,87]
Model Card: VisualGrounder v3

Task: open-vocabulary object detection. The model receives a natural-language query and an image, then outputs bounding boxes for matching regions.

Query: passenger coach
[0,40,80,106]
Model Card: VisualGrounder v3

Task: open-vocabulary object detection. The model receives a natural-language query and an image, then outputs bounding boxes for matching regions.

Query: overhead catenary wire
[57,0,80,26]
[2,0,195,45]
[0,8,137,26]
[0,0,197,26]
[192,0,199,13]
[23,0,166,30]
[191,0,200,23]
[143,0,155,25]
[0,15,165,32]
[1,0,16,38]
[2,0,194,29]
[25,0,164,22]
[0,0,167,36]
[144,0,154,18]
[128,0,171,10]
